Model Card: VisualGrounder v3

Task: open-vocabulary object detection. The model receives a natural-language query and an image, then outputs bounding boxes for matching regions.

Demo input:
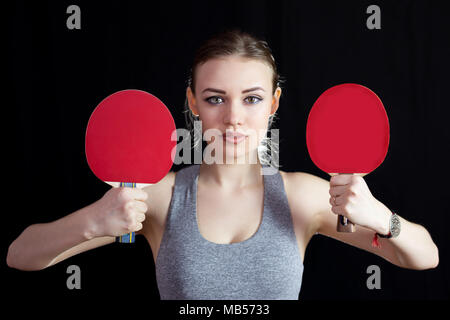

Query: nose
[223,100,244,127]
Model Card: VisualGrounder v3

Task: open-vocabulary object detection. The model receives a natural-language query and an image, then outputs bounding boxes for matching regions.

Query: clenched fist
[88,187,148,238]
[329,174,391,234]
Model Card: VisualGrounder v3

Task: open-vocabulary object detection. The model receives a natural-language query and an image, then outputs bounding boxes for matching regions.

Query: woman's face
[187,55,281,164]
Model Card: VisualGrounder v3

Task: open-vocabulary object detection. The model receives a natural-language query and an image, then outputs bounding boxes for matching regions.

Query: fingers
[101,187,149,237]
[136,212,146,223]
[330,174,360,187]
[122,198,147,231]
[329,194,355,220]
[127,203,147,222]
[133,188,149,201]
[330,204,340,216]
[330,199,346,216]
[118,187,148,202]
[329,175,364,198]
[329,195,343,207]
[118,188,149,215]
[127,222,143,233]
[329,185,347,197]
[330,174,351,186]
[329,185,350,210]
[125,213,146,232]
[127,188,148,201]
[132,200,148,213]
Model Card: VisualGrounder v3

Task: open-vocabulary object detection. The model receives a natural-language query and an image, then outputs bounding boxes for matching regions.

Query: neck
[199,162,263,189]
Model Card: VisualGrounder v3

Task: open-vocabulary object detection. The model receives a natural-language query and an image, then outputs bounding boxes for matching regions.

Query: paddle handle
[336,173,356,233]
[115,182,136,243]
[337,215,355,232]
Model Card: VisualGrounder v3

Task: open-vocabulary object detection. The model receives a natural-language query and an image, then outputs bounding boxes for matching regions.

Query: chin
[222,149,259,165]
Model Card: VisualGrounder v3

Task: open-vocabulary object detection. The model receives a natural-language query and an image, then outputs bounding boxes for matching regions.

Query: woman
[7,30,439,300]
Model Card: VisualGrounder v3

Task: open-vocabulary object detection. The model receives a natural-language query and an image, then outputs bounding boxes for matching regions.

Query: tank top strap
[168,164,198,220]
[262,166,297,238]
[162,165,199,244]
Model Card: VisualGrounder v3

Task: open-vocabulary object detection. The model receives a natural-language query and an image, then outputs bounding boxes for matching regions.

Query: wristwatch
[377,212,401,239]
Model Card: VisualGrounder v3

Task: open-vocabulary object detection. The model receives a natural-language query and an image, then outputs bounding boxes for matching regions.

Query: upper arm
[137,171,176,235]
[286,172,400,265]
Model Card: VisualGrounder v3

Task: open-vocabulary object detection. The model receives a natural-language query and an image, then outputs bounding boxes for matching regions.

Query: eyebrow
[201,87,265,94]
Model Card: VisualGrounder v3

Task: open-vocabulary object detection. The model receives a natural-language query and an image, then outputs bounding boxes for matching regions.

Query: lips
[222,131,248,144]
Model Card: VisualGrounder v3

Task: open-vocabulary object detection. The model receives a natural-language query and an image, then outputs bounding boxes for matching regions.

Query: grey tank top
[155,165,304,300]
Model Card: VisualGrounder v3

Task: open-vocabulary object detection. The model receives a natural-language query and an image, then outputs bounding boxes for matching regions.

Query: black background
[4,0,449,308]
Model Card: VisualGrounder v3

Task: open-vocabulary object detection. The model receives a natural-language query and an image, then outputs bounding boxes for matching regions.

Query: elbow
[6,241,43,271]
[430,244,439,269]
[422,242,440,270]
[397,243,440,271]
[420,252,439,270]
[412,243,439,271]
[411,228,440,270]
[6,241,19,269]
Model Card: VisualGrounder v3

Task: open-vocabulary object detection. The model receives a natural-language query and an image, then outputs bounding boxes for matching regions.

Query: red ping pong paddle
[85,89,177,243]
[306,83,389,232]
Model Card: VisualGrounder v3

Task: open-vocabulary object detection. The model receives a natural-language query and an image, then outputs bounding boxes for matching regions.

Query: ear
[270,87,282,115]
[186,87,199,116]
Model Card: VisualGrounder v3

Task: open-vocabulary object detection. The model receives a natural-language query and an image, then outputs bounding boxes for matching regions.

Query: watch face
[391,214,401,237]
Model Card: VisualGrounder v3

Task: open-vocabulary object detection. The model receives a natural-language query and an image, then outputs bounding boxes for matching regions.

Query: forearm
[7,204,98,271]
[374,202,439,270]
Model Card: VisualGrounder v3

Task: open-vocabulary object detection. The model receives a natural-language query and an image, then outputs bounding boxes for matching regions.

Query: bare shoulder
[280,170,327,192]
[279,170,329,203]
[279,170,330,235]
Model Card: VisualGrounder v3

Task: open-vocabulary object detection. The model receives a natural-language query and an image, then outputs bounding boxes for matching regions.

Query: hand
[89,187,148,238]
[329,174,391,234]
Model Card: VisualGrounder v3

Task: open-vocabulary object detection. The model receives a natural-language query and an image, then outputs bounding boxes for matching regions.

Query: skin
[7,56,439,273]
